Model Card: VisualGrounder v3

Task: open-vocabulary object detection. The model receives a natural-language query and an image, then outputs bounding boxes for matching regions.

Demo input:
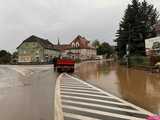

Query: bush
[157,56,160,62]
[75,58,81,63]
[0,50,11,64]
[129,55,150,66]
[149,56,160,66]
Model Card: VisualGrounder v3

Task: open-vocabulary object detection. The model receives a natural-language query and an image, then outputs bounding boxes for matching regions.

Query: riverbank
[75,59,114,68]
[129,65,160,73]
[119,55,160,73]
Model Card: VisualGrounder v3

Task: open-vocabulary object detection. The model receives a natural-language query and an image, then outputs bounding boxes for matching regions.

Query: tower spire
[57,37,60,45]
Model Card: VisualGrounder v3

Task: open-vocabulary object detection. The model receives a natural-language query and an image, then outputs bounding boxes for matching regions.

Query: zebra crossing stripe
[63,105,146,120]
[65,73,153,115]
[62,95,127,106]
[60,86,99,91]
[64,112,101,120]
[61,88,104,94]
[56,73,154,120]
[62,100,144,114]
[61,91,113,99]
[60,85,92,88]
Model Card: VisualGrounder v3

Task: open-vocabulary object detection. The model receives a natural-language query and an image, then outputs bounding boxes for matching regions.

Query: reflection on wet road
[0,65,58,120]
[75,60,160,114]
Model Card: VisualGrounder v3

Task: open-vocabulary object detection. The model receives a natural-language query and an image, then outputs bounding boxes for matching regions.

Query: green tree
[116,0,159,58]
[97,42,114,57]
[0,50,11,64]
[92,40,100,48]
[11,51,18,63]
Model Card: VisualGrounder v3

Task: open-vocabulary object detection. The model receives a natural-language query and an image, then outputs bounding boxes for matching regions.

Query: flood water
[75,60,160,114]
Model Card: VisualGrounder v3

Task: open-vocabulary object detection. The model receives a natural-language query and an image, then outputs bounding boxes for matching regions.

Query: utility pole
[126,24,131,67]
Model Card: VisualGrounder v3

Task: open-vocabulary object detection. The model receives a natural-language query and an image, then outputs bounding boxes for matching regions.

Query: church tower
[57,37,60,45]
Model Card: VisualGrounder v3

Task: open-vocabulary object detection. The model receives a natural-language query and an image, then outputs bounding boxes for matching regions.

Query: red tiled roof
[19,35,96,52]
[54,44,71,52]
[54,35,96,51]
[70,35,96,49]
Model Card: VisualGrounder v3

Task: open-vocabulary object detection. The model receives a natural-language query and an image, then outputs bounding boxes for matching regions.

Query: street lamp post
[126,24,131,67]
[126,44,130,67]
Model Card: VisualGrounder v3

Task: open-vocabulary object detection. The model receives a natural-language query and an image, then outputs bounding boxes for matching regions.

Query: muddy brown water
[75,60,160,114]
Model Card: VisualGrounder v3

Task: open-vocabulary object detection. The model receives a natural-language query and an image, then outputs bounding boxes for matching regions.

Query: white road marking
[61,91,113,99]
[62,95,127,106]
[61,81,82,84]
[61,86,98,91]
[11,68,26,76]
[58,73,153,120]
[63,105,146,120]
[55,74,64,120]
[61,84,91,88]
[63,100,144,114]
[64,112,101,120]
[65,73,153,115]
[61,88,102,94]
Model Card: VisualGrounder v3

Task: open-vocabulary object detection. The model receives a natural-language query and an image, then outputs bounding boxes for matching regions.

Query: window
[76,42,79,48]
[72,43,75,48]
[36,50,39,54]
[32,43,36,47]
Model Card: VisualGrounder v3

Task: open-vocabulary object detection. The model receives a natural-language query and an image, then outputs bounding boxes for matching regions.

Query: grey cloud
[0,0,159,52]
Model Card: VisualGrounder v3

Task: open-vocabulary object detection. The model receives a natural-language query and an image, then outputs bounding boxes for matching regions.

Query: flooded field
[75,60,160,114]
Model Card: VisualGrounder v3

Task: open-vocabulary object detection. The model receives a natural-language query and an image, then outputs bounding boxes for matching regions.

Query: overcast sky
[0,0,160,52]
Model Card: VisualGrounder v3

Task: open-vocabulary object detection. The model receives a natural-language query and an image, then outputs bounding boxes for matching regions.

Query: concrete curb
[54,73,64,120]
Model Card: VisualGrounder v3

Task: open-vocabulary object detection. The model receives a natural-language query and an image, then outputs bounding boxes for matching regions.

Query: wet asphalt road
[0,65,59,120]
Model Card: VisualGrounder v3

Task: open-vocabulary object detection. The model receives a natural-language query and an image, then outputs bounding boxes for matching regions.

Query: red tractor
[53,55,75,73]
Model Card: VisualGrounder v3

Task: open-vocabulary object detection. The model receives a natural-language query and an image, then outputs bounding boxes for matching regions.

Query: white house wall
[67,49,96,60]
[145,36,160,55]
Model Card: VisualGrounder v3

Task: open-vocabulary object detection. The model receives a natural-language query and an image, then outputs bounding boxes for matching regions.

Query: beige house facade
[17,35,96,63]
[17,35,60,63]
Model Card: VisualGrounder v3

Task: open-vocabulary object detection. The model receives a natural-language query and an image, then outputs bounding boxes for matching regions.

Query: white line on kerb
[60,84,90,88]
[63,105,146,120]
[65,73,153,115]
[62,100,145,114]
[60,86,97,90]
[61,81,81,84]
[54,74,64,120]
[61,88,102,94]
[61,91,113,99]
[64,112,101,120]
[62,95,127,106]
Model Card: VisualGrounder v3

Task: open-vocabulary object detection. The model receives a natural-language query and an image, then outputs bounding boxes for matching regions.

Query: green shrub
[75,58,81,63]
[129,56,150,66]
[0,50,11,64]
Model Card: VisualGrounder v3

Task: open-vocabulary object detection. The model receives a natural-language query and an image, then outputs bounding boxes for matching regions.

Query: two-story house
[17,35,60,63]
[55,35,97,60]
